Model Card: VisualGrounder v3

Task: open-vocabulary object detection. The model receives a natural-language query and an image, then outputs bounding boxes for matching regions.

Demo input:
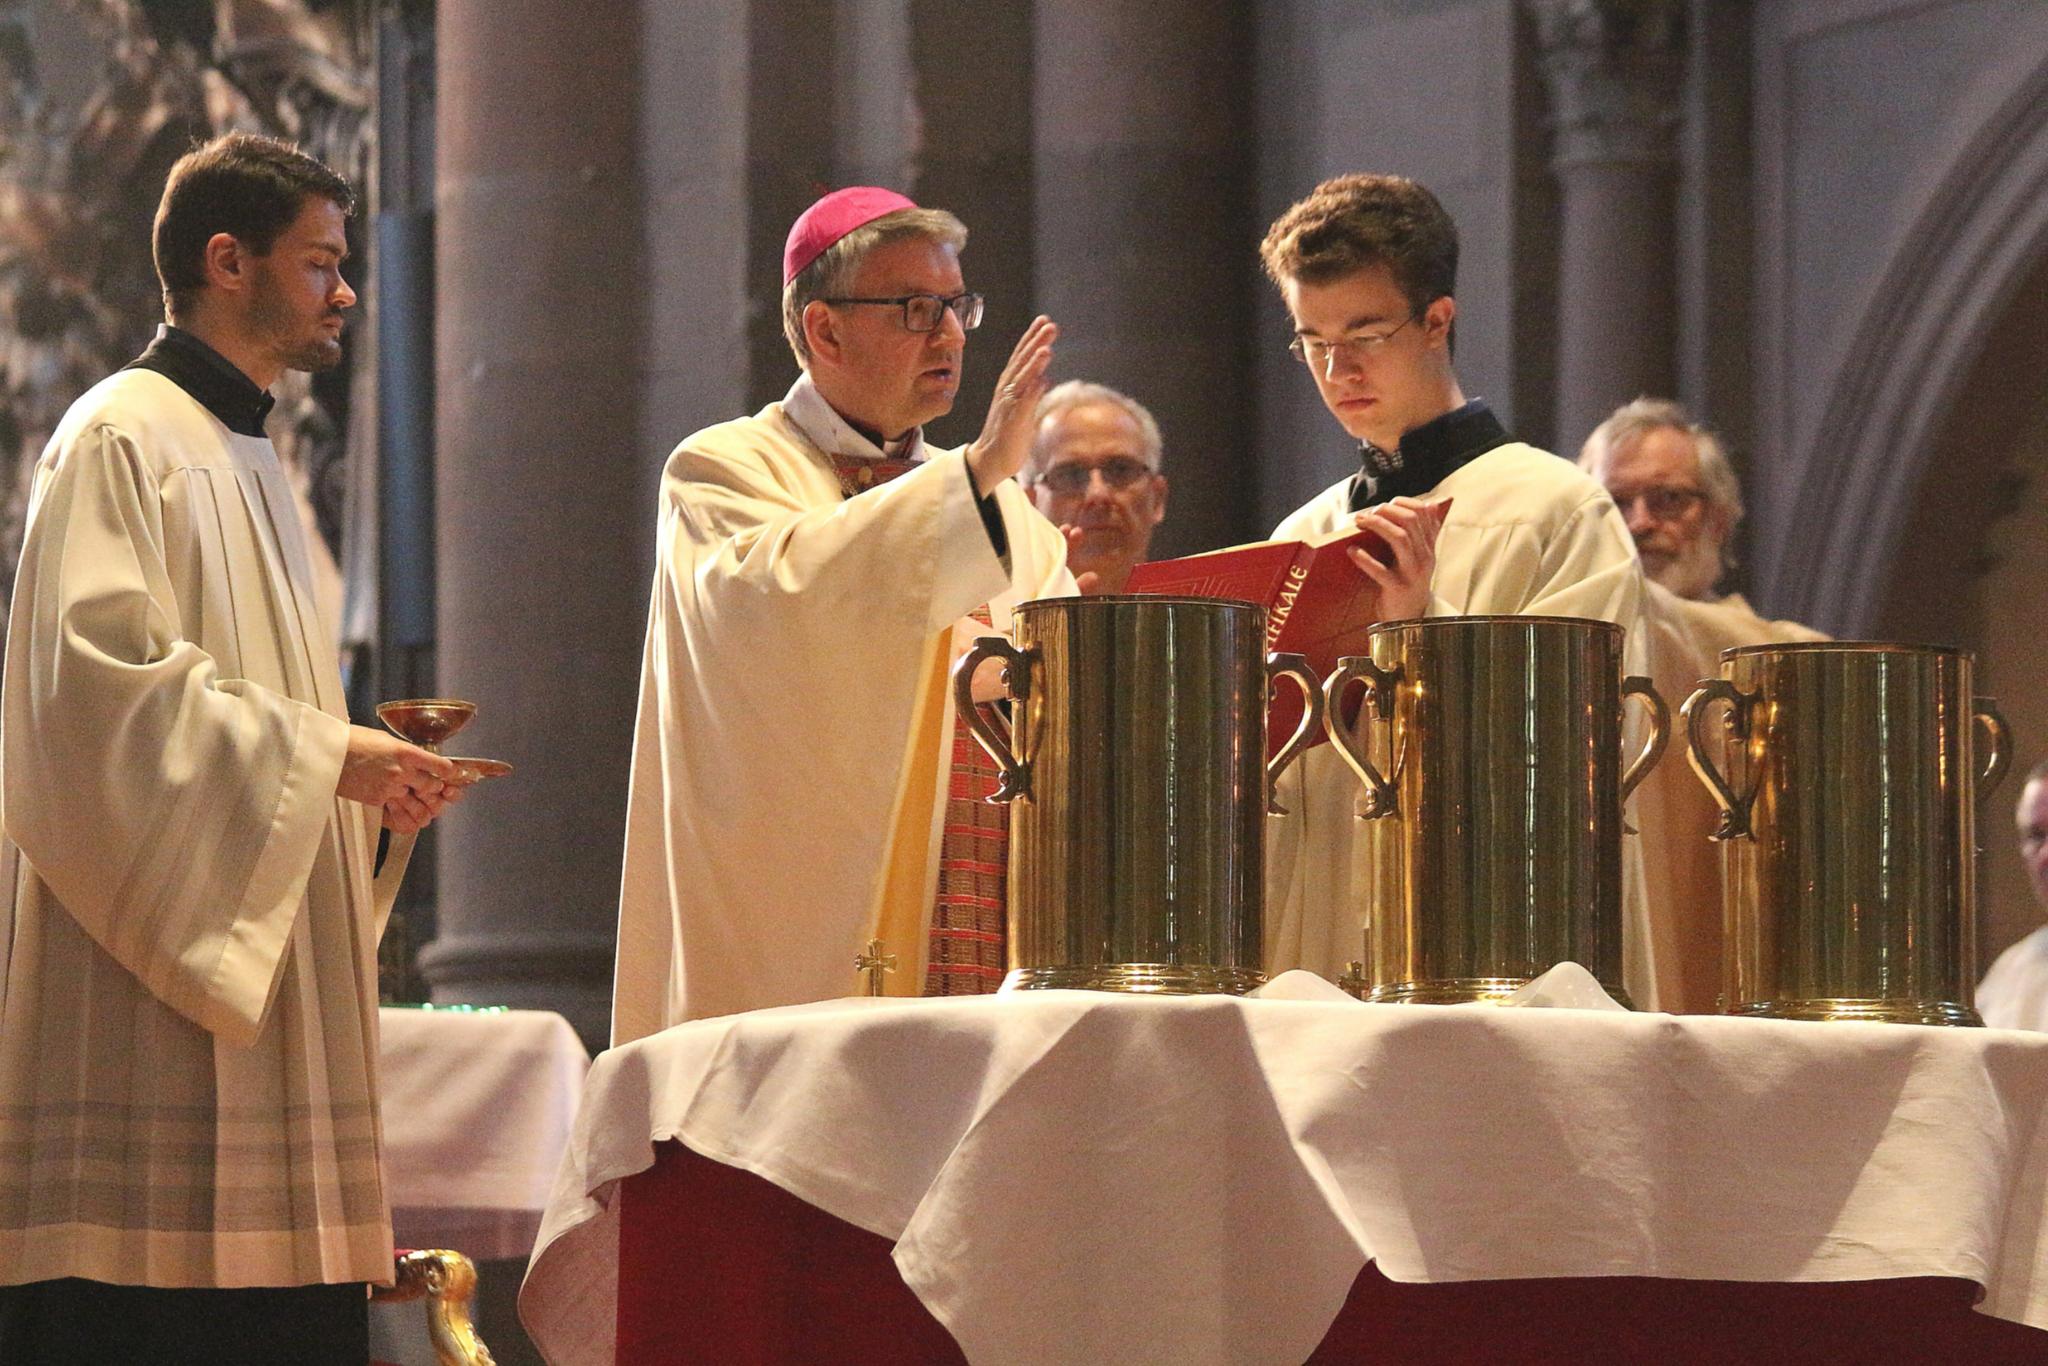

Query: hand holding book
[1348,496,1452,623]
[1123,497,1452,759]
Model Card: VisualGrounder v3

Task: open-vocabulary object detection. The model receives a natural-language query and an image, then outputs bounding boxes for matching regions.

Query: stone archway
[1879,249,2048,970]
[1755,53,2048,634]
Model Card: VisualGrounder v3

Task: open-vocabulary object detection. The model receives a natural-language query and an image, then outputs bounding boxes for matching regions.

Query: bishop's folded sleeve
[1,424,348,1048]
[675,443,1012,636]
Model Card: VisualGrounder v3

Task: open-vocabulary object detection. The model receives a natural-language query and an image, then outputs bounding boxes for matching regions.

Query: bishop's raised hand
[966,315,1058,492]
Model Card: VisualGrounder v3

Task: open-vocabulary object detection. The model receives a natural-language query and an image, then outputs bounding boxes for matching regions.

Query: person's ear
[201,232,251,296]
[1422,295,1456,349]
[803,300,843,366]
[1149,474,1169,526]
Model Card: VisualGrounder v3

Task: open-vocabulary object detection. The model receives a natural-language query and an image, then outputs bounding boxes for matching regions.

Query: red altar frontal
[616,1142,2045,1363]
[520,980,2048,1364]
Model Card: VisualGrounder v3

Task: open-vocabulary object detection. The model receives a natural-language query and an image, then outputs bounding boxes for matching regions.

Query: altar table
[380,1006,591,1259]
[520,978,2048,1364]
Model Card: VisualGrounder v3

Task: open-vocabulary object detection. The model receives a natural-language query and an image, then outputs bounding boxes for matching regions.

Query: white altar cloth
[379,1006,591,1260]
[520,979,2048,1365]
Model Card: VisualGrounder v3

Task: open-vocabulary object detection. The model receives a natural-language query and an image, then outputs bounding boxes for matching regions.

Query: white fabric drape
[522,985,2048,1366]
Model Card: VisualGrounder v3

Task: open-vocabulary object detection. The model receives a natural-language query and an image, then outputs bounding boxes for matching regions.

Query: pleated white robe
[0,370,387,1288]
[611,377,1072,1042]
[1262,443,1657,1003]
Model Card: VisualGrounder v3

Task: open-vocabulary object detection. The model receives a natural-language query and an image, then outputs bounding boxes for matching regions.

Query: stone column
[424,0,651,1045]
[1030,0,1258,558]
[907,0,1036,454]
[1528,0,1687,452]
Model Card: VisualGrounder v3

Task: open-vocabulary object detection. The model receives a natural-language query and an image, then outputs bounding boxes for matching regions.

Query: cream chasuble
[1262,443,1658,1004]
[1636,582,1827,1011]
[611,376,1072,1042]
[0,369,387,1289]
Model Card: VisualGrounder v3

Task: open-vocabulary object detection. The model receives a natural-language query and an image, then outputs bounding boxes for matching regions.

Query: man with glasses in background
[1023,380,1169,594]
[611,188,1074,1041]
[1255,174,1656,1002]
[1578,397,1825,1011]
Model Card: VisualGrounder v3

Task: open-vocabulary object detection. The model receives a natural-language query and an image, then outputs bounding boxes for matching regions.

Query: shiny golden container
[1326,616,1668,1006]
[952,596,1323,994]
[1681,642,2011,1025]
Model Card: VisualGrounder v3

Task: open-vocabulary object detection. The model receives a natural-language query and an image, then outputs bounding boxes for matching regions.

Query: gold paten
[1326,615,1668,1007]
[1682,641,2011,1026]
[444,757,514,785]
[954,595,1324,995]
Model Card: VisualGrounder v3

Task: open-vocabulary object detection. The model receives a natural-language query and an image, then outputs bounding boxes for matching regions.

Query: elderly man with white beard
[1578,397,1826,1010]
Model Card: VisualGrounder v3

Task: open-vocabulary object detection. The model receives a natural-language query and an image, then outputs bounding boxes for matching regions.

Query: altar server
[0,134,458,1363]
[1257,174,1656,1002]
[612,188,1073,1041]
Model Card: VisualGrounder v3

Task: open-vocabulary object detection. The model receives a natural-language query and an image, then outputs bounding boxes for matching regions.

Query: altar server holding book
[1255,174,1652,999]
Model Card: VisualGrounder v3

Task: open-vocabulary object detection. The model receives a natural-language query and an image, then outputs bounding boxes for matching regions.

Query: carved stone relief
[0,0,373,638]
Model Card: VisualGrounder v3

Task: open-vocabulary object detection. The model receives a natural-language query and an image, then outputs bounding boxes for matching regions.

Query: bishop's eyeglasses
[821,291,986,333]
[1287,310,1421,376]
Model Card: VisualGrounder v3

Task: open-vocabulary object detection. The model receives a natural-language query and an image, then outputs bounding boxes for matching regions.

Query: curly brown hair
[1259,174,1458,315]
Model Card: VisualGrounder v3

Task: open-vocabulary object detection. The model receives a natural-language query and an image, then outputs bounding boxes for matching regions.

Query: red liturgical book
[1124,523,1394,759]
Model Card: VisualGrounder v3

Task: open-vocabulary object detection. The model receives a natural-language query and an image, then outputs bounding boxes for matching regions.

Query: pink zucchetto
[783,186,920,284]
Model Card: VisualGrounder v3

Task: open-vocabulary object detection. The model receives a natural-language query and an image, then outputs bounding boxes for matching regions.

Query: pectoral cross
[1337,960,1367,1000]
[855,939,897,997]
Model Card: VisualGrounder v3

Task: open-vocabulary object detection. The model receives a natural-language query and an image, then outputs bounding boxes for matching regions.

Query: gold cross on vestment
[855,939,897,997]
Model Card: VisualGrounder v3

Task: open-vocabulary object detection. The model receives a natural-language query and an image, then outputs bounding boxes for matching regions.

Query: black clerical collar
[1349,399,1512,511]
[125,324,276,438]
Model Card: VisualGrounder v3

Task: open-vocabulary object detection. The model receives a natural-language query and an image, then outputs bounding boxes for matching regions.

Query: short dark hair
[153,133,355,316]
[1259,174,1458,315]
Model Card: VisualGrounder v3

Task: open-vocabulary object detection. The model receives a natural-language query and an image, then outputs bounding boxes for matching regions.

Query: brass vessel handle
[1975,696,2012,800]
[1680,677,1759,841]
[1322,656,1401,820]
[1263,651,1327,816]
[950,636,1033,802]
[1618,675,1671,806]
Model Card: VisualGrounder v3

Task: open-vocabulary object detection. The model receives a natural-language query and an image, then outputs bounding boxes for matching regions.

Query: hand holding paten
[340,725,458,808]
[967,314,1058,491]
[382,781,465,835]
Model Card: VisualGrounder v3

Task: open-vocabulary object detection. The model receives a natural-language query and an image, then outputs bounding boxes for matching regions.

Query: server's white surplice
[0,370,387,1288]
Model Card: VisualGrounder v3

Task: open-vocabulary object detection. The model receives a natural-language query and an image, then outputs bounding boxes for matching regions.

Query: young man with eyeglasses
[612,187,1075,1040]
[1256,174,1659,1003]
[1578,397,1825,1011]
[1023,380,1169,594]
